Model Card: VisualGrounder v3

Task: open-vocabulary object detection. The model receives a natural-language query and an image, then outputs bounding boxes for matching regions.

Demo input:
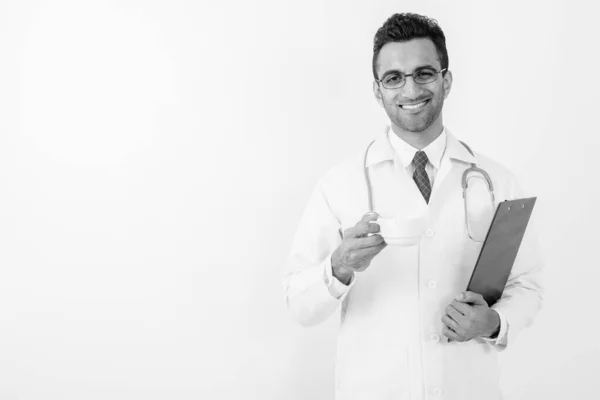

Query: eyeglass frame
[376,67,448,90]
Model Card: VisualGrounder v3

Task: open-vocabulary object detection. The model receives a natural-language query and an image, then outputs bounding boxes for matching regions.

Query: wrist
[332,265,353,285]
[331,250,353,285]
[487,309,501,338]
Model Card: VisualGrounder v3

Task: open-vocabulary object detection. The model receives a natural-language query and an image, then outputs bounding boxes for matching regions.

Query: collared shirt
[387,127,447,187]
[284,125,543,400]
[385,127,506,344]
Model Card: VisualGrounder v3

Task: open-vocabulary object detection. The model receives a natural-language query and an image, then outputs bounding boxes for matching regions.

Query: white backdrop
[0,0,597,399]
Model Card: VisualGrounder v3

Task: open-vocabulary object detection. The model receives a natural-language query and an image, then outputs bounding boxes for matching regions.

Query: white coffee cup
[372,215,425,246]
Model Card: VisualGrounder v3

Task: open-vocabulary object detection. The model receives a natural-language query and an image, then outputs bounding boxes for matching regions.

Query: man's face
[373,38,452,133]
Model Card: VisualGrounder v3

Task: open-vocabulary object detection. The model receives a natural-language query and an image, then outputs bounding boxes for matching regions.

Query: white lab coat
[283,126,543,400]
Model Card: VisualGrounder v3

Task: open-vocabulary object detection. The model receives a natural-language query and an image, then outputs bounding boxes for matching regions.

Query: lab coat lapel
[367,127,477,215]
[430,130,477,201]
[366,126,428,215]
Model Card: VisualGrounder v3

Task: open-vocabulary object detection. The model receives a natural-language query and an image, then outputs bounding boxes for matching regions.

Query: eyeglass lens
[381,68,440,89]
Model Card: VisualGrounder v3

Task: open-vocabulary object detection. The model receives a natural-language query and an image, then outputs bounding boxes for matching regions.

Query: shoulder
[318,149,366,194]
[309,141,377,214]
[326,150,364,178]
[449,129,520,191]
[471,151,516,180]
[469,149,523,199]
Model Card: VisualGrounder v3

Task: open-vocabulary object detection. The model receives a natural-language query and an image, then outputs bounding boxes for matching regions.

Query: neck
[390,117,444,150]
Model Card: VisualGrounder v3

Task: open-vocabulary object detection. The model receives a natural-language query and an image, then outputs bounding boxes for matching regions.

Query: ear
[373,80,384,108]
[442,70,453,99]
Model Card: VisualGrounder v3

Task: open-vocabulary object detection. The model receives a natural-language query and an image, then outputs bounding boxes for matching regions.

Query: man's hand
[331,212,387,284]
[441,291,500,342]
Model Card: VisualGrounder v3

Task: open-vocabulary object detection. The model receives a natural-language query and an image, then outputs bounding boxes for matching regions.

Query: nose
[401,76,422,99]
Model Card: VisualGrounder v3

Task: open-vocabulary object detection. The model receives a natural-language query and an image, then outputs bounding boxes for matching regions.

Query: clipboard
[466,197,537,306]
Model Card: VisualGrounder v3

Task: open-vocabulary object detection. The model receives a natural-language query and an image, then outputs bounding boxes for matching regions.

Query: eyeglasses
[377,67,447,89]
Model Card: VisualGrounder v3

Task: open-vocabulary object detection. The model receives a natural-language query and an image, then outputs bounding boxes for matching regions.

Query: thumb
[362,212,380,223]
[456,291,487,306]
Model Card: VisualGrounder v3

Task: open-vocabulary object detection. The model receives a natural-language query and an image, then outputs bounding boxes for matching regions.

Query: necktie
[412,150,431,203]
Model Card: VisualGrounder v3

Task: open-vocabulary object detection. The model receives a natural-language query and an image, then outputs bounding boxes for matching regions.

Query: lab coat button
[425,229,435,238]
[428,280,437,289]
[432,387,442,396]
[429,333,440,343]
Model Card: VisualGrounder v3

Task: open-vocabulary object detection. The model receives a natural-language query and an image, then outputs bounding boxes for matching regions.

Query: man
[283,13,543,400]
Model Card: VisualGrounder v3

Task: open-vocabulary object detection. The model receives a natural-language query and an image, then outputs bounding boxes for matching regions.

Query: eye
[413,69,437,83]
[415,69,435,79]
[383,74,402,85]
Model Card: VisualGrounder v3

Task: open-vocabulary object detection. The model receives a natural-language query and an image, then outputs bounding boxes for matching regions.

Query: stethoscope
[363,138,496,242]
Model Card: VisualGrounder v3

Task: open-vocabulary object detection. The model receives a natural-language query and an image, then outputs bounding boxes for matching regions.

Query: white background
[0,0,596,399]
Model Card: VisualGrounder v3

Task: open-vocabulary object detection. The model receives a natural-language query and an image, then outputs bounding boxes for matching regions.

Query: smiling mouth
[399,99,430,110]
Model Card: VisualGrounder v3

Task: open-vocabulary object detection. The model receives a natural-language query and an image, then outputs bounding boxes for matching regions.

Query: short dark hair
[372,13,449,80]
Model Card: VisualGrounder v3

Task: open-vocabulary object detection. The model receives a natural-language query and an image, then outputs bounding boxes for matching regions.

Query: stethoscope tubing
[363,138,495,213]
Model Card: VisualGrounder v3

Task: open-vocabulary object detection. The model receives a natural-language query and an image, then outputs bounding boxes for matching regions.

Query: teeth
[402,100,427,109]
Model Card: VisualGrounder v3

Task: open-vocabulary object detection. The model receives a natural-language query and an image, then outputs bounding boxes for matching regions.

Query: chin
[396,111,441,133]
[396,120,431,133]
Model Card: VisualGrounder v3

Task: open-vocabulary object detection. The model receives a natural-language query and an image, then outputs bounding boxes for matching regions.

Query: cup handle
[366,219,381,237]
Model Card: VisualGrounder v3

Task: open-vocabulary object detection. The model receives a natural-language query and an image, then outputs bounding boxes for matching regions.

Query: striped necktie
[412,150,431,203]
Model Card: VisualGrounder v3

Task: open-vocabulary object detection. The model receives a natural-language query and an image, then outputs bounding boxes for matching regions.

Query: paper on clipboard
[466,197,537,306]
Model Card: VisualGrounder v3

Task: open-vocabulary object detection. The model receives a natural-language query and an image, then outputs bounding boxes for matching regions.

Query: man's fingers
[353,233,385,248]
[451,300,472,316]
[361,212,380,223]
[445,305,464,323]
[455,291,487,306]
[338,242,387,273]
[346,241,386,263]
[355,222,380,238]
[442,314,461,334]
[442,325,462,342]
[347,213,381,238]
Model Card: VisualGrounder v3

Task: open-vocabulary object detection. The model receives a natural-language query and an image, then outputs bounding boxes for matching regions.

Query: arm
[488,176,544,350]
[444,174,543,348]
[489,221,544,350]
[476,309,507,347]
[282,178,352,327]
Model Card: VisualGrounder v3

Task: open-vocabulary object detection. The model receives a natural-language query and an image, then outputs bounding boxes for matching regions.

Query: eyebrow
[380,64,438,79]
